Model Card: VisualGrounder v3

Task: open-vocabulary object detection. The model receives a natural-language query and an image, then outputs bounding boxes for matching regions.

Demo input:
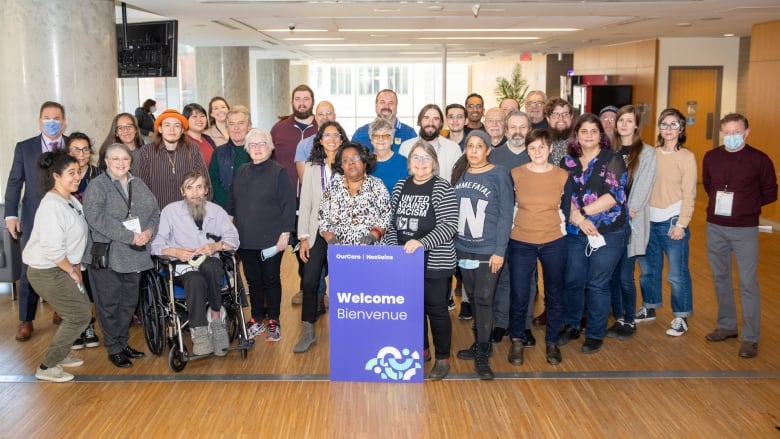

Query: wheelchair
[139,250,254,372]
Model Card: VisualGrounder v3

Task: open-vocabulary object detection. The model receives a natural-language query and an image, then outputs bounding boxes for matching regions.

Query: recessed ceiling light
[723,33,735,37]
[263,29,328,32]
[284,38,344,41]
[418,37,540,40]
[428,5,444,12]
[340,28,580,33]
[373,8,400,13]
[303,43,411,47]
[677,22,692,27]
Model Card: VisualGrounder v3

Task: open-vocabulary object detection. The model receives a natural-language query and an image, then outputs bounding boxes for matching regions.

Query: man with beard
[398,104,461,182]
[209,106,251,210]
[352,89,416,153]
[484,107,508,148]
[490,111,531,169]
[271,84,319,190]
[545,98,574,167]
[464,93,486,135]
[445,103,468,150]
[151,170,240,357]
[525,90,549,130]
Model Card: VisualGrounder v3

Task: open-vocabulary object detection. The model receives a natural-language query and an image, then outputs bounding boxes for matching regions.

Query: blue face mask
[458,259,481,270]
[723,134,744,151]
[42,119,61,137]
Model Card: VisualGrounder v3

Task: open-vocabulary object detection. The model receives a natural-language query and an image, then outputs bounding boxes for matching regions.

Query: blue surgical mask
[261,245,279,261]
[458,259,481,270]
[723,134,744,151]
[42,119,61,137]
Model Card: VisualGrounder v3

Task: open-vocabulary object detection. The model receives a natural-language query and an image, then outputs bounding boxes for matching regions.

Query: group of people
[5,85,776,383]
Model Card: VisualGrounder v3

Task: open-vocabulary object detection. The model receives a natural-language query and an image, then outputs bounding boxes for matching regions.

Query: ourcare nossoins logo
[364,346,422,381]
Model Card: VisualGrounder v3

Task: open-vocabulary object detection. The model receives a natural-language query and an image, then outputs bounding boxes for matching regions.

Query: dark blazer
[4,135,66,235]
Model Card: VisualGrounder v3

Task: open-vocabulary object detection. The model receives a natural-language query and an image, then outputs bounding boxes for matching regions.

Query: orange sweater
[648,147,697,227]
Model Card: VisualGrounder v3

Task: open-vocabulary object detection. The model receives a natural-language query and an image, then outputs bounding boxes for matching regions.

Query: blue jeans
[638,219,693,317]
[508,237,566,344]
[610,224,637,323]
[563,231,625,340]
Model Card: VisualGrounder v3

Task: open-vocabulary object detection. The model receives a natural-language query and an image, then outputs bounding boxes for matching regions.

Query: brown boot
[15,321,33,341]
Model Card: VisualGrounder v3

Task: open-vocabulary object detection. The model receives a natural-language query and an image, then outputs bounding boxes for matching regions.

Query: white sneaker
[35,365,74,382]
[666,317,688,337]
[58,355,84,367]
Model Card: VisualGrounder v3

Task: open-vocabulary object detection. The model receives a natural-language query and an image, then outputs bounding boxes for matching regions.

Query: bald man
[499,98,520,115]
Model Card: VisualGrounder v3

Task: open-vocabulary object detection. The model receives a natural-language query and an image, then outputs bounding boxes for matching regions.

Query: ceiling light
[303,43,412,47]
[263,29,328,32]
[722,33,735,37]
[418,37,540,40]
[339,28,580,33]
[284,38,344,41]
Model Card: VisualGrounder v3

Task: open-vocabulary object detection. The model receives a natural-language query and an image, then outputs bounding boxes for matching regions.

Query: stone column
[195,47,250,108]
[0,0,117,191]
[254,59,291,130]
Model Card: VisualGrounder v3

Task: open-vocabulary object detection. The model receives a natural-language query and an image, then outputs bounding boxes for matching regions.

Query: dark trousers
[457,250,501,344]
[90,268,141,355]
[18,234,40,321]
[508,237,567,344]
[27,267,91,367]
[301,234,328,323]
[424,276,452,359]
[238,248,283,322]
[175,257,224,328]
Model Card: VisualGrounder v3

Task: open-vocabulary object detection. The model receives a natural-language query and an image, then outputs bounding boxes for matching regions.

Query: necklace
[469,162,489,170]
[165,148,177,174]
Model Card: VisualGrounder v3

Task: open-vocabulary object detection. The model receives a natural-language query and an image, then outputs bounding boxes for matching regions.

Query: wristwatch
[579,207,587,217]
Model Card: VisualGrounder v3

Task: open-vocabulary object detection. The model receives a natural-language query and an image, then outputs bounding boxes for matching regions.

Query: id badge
[122,216,142,233]
[714,191,734,216]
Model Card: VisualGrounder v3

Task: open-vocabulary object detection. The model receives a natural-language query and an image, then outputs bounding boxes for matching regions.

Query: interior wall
[573,39,658,146]
[746,20,780,223]
[468,54,547,106]
[546,53,574,99]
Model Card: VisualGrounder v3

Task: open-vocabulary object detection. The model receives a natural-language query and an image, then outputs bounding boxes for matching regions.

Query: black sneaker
[605,319,625,338]
[84,319,100,348]
[581,338,603,354]
[635,307,656,323]
[72,336,86,350]
[490,327,506,343]
[615,321,636,340]
[557,325,580,346]
[448,297,456,311]
[458,302,473,320]
[456,343,493,360]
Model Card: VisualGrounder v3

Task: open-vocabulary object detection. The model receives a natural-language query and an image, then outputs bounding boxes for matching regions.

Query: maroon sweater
[270,116,318,191]
[702,144,777,227]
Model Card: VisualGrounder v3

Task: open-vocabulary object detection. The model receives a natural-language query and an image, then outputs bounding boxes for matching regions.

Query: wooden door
[667,67,722,182]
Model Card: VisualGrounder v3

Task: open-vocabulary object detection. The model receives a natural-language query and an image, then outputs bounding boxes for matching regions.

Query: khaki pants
[27,267,91,368]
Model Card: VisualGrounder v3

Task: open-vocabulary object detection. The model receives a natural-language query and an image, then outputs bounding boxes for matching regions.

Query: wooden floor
[1,187,780,437]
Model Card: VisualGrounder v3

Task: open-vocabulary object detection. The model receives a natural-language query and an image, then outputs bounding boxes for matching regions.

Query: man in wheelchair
[150,170,240,356]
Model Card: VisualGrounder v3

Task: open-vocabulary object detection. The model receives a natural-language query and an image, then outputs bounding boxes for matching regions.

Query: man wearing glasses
[464,93,486,136]
[5,101,68,341]
[352,89,416,153]
[445,103,468,150]
[525,90,549,130]
[545,98,574,167]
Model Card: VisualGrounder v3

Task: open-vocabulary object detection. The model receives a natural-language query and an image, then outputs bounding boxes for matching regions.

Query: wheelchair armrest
[152,255,182,266]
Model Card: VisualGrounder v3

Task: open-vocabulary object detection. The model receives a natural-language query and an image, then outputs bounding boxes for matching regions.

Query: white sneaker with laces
[58,355,84,367]
[666,317,688,337]
[36,365,74,382]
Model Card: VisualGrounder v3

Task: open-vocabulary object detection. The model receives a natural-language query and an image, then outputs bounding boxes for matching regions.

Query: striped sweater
[131,142,208,210]
[384,176,457,278]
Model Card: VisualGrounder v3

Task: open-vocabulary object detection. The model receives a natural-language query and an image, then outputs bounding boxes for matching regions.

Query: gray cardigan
[82,172,160,273]
[627,144,657,258]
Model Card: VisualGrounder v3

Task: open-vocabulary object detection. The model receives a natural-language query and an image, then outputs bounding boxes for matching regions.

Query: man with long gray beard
[151,170,240,357]
[398,103,461,182]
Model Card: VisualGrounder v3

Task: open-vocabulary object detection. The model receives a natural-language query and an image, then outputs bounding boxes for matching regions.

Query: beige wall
[468,54,547,106]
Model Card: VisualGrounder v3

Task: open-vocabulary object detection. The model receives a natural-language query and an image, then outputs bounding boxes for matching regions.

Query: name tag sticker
[714,191,733,216]
[122,216,142,233]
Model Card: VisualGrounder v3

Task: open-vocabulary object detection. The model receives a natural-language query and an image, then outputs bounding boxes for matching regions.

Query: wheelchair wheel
[169,343,188,372]
[139,270,166,356]
[227,301,241,342]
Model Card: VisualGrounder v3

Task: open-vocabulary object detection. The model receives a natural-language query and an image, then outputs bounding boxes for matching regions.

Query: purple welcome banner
[328,245,424,383]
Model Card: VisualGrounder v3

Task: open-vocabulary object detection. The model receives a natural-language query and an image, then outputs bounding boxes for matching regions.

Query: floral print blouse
[562,148,627,235]
[318,173,391,245]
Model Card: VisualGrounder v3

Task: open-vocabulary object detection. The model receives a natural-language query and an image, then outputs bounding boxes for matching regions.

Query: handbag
[91,241,110,269]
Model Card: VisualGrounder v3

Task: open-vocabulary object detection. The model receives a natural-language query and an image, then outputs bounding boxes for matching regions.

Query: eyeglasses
[601,117,615,123]
[247,142,268,149]
[410,154,433,163]
[341,155,362,165]
[371,133,392,141]
[70,147,90,155]
[466,104,483,110]
[317,111,333,117]
[447,114,465,119]
[116,124,135,132]
[659,122,682,130]
[549,112,571,119]
[526,101,544,107]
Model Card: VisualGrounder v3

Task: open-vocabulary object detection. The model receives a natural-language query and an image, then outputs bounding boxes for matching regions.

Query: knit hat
[464,129,491,147]
[153,109,189,132]
[598,105,619,117]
